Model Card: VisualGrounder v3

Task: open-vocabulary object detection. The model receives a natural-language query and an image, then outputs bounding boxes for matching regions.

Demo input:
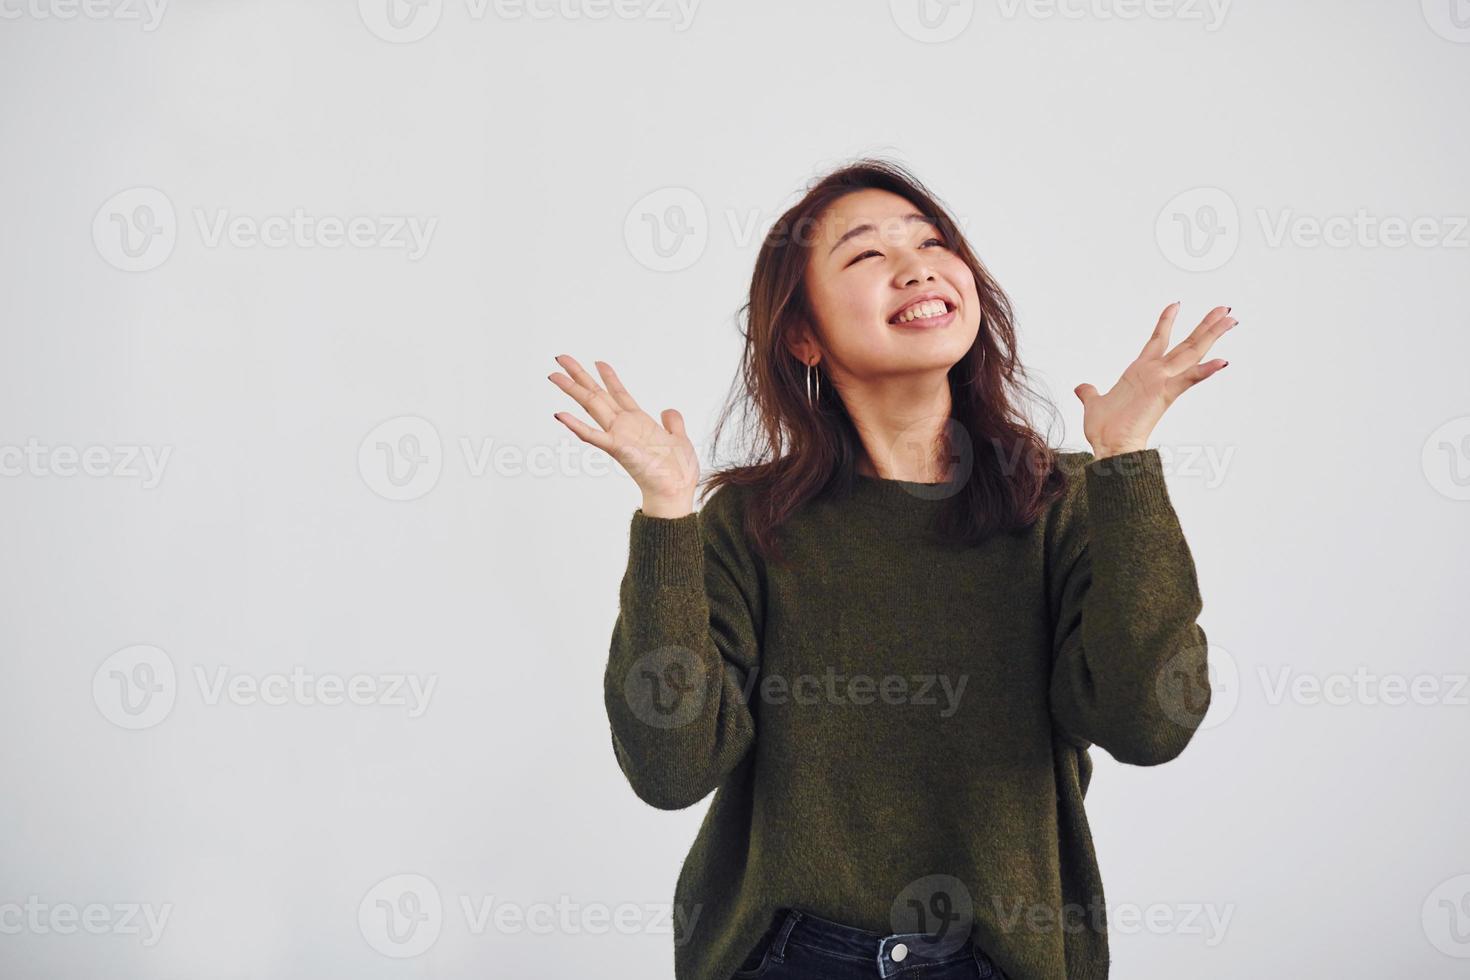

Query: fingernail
[1222,361,1230,368]
[1225,306,1232,313]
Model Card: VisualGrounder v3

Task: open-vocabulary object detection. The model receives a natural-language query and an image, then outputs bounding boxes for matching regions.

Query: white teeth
[894,299,948,323]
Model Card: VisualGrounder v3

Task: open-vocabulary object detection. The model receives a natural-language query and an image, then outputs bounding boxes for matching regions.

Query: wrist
[640,495,694,519]
[1092,443,1147,460]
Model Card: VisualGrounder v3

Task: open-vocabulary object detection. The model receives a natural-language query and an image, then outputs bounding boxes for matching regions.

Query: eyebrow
[826,213,938,257]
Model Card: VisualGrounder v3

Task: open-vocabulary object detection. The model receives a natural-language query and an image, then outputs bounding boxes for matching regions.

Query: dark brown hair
[702,157,1071,563]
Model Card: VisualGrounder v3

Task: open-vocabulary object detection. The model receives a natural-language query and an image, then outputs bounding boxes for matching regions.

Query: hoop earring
[806,359,821,408]
[977,312,986,373]
[957,315,986,388]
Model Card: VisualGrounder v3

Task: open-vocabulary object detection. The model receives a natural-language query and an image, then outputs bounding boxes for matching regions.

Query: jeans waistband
[764,906,1000,979]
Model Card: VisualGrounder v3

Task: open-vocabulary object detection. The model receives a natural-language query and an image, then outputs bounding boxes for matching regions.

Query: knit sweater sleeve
[602,483,762,810]
[1045,448,1212,766]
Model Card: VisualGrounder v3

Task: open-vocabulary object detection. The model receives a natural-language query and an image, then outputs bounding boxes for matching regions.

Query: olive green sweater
[603,448,1211,980]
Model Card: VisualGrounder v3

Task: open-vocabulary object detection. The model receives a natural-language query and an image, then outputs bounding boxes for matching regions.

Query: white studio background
[1,1,1467,977]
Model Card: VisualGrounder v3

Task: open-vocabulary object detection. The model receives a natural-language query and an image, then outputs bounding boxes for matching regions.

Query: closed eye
[847,238,947,266]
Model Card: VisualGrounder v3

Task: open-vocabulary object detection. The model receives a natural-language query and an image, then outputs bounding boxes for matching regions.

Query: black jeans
[731,907,1009,979]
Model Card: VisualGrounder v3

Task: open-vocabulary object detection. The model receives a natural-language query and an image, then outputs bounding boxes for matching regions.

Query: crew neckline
[847,472,958,509]
[854,473,947,487]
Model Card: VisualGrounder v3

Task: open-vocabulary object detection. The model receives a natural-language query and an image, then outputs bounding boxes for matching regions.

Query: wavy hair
[702,157,1071,564]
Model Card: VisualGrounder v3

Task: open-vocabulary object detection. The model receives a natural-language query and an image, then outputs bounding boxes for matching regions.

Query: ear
[782,319,820,366]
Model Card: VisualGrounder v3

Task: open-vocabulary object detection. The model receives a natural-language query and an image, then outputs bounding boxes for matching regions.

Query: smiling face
[796,188,982,381]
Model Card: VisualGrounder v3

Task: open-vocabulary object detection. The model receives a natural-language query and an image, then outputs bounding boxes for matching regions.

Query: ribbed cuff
[627,508,704,588]
[1084,448,1172,524]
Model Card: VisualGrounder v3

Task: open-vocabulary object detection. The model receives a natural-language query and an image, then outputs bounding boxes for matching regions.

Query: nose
[895,254,938,288]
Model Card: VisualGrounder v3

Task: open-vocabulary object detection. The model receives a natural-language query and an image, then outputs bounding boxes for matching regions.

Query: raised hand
[549,354,700,516]
[1072,302,1236,458]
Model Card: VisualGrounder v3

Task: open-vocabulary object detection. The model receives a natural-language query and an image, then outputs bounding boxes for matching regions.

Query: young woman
[549,159,1229,980]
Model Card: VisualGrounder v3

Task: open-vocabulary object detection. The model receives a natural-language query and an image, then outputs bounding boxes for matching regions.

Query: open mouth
[888,298,956,325]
